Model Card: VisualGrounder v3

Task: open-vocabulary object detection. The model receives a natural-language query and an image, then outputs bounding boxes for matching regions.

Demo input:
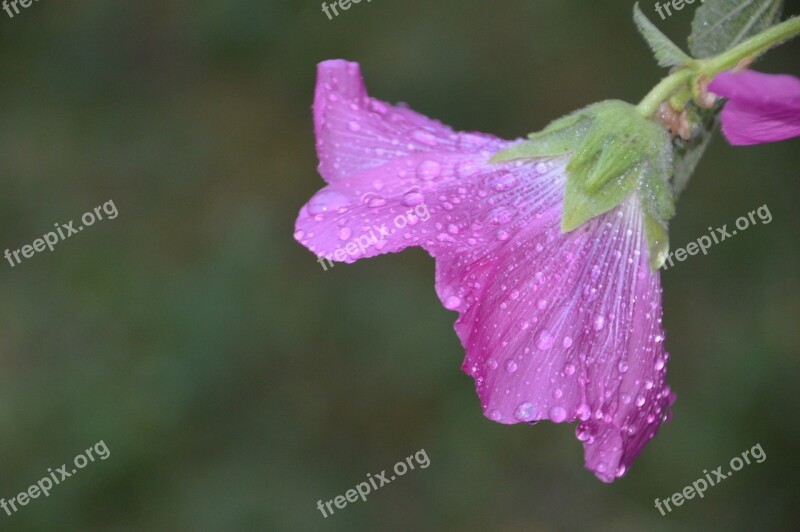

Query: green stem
[701,16,800,77]
[637,16,800,118]
[636,69,693,118]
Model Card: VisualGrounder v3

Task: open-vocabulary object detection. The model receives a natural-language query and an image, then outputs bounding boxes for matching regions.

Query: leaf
[633,3,693,67]
[689,0,784,58]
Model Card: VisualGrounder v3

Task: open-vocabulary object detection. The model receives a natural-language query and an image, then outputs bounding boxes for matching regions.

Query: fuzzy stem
[637,70,693,118]
[637,16,800,118]
[701,16,800,77]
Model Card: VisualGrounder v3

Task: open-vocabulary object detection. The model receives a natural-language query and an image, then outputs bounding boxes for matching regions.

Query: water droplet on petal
[535,330,555,350]
[504,359,518,373]
[412,129,439,146]
[488,410,502,421]
[402,190,425,206]
[514,402,536,422]
[593,315,605,331]
[367,197,386,208]
[562,337,574,349]
[549,406,567,422]
[444,296,462,310]
[417,160,441,180]
[576,421,595,441]
[347,121,361,132]
[307,190,350,215]
[576,403,591,421]
[564,362,576,375]
[337,227,352,240]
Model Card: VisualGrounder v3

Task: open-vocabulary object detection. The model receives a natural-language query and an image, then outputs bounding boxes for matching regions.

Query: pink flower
[709,70,800,145]
[295,60,675,482]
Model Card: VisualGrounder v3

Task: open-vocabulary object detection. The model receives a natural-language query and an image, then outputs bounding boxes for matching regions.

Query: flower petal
[709,70,800,145]
[439,194,674,482]
[313,60,499,182]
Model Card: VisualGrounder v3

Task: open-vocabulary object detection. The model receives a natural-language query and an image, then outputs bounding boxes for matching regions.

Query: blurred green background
[0,1,798,530]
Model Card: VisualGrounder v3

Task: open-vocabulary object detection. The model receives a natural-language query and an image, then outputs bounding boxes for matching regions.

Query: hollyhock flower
[709,70,800,145]
[295,60,676,482]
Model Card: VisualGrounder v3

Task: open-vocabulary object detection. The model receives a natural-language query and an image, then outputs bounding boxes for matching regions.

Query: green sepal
[491,100,676,270]
[644,212,670,270]
[633,2,694,68]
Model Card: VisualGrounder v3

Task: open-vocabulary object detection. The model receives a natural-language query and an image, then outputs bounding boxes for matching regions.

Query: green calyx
[491,100,674,270]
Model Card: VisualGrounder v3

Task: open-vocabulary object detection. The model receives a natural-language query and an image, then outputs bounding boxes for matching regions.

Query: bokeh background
[0,1,798,530]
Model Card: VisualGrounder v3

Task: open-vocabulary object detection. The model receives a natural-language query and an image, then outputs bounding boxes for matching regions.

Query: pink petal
[709,71,800,146]
[313,60,499,182]
[440,194,674,482]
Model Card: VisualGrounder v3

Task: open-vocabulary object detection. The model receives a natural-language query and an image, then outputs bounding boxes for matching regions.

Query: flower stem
[701,16,800,77]
[636,70,693,118]
[637,16,800,118]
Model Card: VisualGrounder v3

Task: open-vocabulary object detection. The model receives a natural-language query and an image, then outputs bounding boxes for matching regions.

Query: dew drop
[514,402,536,422]
[336,227,352,240]
[535,329,555,351]
[593,315,605,331]
[412,129,439,146]
[444,296,462,310]
[367,197,386,208]
[576,421,595,441]
[504,359,518,373]
[402,190,425,206]
[549,406,567,422]
[416,160,441,180]
[307,190,350,215]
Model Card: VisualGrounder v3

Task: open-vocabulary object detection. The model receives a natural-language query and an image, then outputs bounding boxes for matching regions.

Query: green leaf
[689,0,784,58]
[633,3,693,67]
